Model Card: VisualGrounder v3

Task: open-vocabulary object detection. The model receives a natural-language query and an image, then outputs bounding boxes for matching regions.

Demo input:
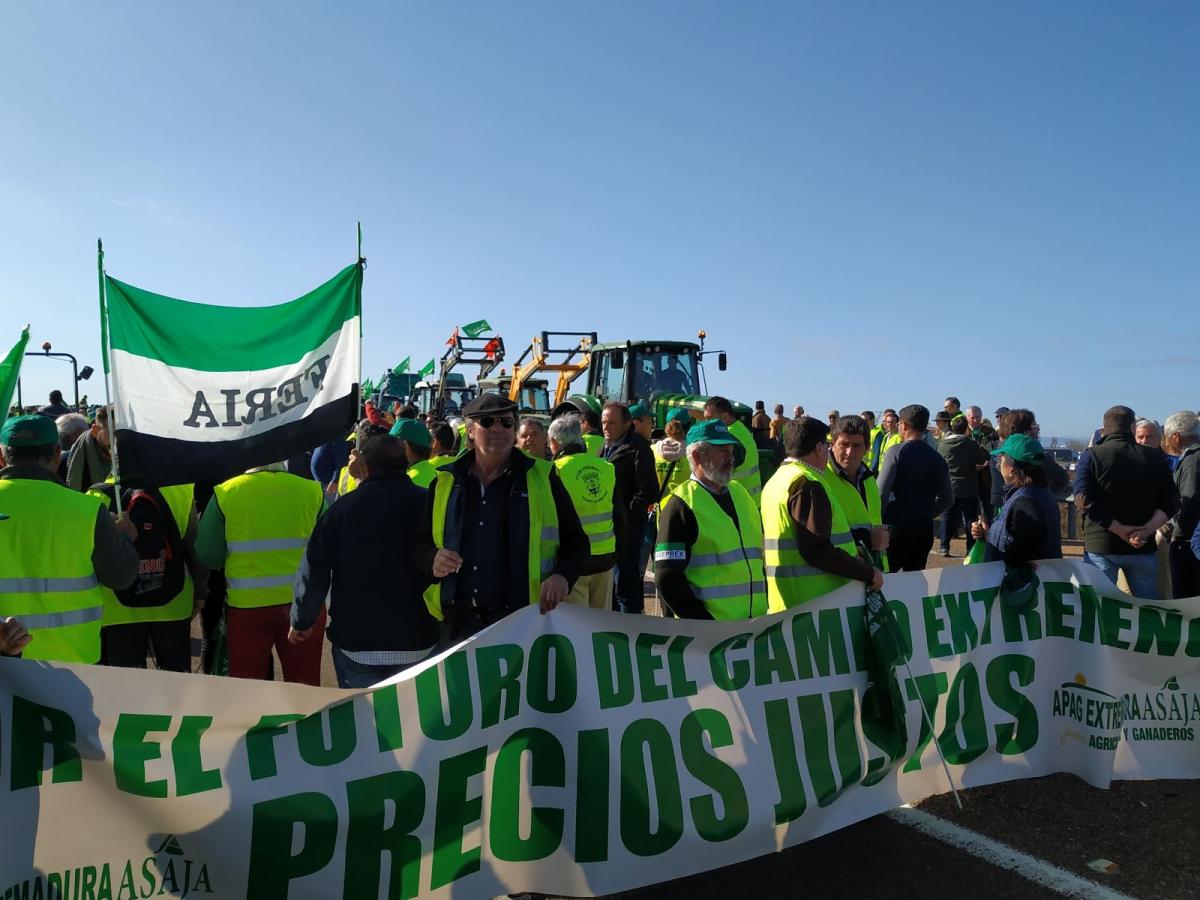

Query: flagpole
[864,546,962,809]
[355,223,364,405]
[98,239,122,493]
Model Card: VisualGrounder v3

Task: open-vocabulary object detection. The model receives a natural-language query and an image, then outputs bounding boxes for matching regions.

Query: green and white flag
[462,319,491,338]
[417,358,435,378]
[0,325,30,426]
[103,264,362,486]
[394,356,410,374]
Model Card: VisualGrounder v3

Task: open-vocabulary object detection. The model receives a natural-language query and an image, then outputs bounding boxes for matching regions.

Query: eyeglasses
[475,415,515,430]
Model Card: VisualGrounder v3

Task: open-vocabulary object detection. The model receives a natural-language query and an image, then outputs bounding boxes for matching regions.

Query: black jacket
[292,470,437,652]
[413,448,588,616]
[1076,431,1179,556]
[937,434,987,499]
[1172,444,1200,545]
[604,427,659,525]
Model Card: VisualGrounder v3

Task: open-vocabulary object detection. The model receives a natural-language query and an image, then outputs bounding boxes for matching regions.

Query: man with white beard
[652,420,766,620]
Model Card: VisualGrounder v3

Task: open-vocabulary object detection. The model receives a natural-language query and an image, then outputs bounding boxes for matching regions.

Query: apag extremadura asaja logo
[1051,673,1124,751]
[1122,676,1200,743]
[2,834,214,900]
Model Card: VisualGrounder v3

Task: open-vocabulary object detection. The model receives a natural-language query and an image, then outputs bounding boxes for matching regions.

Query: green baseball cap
[0,414,59,448]
[628,402,651,420]
[685,419,746,466]
[390,418,432,449]
[666,408,693,427]
[991,433,1044,465]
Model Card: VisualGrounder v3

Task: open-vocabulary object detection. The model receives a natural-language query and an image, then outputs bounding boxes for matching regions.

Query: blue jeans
[332,644,427,689]
[1084,551,1159,600]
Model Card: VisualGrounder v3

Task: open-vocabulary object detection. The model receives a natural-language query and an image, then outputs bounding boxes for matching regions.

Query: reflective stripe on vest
[554,453,617,558]
[671,479,766,620]
[728,420,763,502]
[761,461,858,612]
[426,464,561,619]
[0,478,106,663]
[214,471,322,609]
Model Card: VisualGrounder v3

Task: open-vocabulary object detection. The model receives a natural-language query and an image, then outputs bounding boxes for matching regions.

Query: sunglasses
[475,415,516,430]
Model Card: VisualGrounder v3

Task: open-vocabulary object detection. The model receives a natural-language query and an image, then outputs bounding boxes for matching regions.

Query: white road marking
[887,806,1136,900]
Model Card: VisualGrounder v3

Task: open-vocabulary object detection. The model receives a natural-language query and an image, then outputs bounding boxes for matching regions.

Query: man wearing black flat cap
[414,393,588,642]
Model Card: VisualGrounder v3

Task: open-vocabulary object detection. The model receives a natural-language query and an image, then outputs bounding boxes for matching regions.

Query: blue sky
[2,2,1196,437]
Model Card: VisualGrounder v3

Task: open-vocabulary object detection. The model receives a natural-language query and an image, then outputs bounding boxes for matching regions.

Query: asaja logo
[2,833,215,900]
[1051,672,1124,751]
[1122,674,1199,743]
[575,465,609,502]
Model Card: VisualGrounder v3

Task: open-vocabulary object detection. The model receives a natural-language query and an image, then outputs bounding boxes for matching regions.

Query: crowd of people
[2,387,1197,691]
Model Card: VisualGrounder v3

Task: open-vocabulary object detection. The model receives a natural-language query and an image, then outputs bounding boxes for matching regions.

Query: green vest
[0,478,106,663]
[213,471,323,609]
[727,419,762,504]
[407,459,437,489]
[554,452,616,558]
[425,463,560,620]
[762,461,857,612]
[90,482,197,626]
[652,441,690,511]
[582,432,605,457]
[670,480,766,620]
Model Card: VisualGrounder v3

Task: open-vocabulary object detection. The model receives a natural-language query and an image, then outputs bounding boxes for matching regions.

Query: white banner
[2,560,1198,899]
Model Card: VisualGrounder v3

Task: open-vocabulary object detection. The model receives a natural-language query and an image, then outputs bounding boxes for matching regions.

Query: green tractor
[550,332,775,480]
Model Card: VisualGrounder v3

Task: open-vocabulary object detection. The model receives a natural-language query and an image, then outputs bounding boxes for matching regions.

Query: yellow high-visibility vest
[213,471,323,609]
[762,461,857,611]
[0,478,106,663]
[727,419,762,505]
[424,465,560,620]
[554,452,617,558]
[88,481,198,626]
[668,479,766,620]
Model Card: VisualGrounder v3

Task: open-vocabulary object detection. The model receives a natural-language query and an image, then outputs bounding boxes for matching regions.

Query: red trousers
[226,603,325,686]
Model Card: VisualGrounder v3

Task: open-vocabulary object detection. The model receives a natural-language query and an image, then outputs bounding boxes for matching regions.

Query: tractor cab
[478,374,551,415]
[411,374,474,417]
[587,340,721,406]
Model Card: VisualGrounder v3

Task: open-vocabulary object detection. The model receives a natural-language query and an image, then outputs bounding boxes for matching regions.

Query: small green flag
[394,357,410,374]
[361,378,375,397]
[462,319,491,338]
[417,358,435,378]
[0,325,31,427]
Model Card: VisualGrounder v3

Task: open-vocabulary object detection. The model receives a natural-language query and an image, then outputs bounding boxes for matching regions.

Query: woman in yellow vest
[762,417,884,612]
[0,415,139,663]
[652,408,693,511]
[653,420,766,620]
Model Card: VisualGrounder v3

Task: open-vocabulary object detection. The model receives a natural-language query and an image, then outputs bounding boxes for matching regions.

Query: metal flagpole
[864,545,963,809]
[97,239,122,495]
